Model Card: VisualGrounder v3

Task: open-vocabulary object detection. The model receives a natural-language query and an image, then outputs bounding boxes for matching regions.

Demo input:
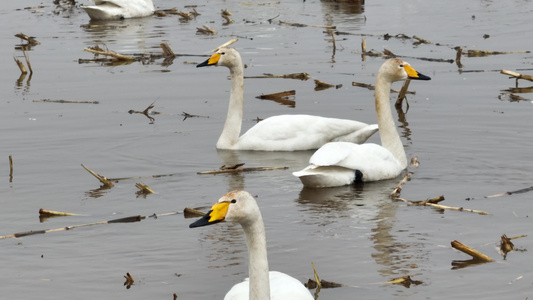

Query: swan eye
[231,199,237,203]
[399,64,404,68]
[220,52,226,55]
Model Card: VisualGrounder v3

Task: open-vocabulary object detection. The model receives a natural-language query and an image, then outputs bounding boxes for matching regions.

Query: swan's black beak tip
[415,72,431,81]
[196,59,210,68]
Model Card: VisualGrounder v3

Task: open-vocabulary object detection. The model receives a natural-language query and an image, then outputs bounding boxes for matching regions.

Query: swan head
[197,47,242,69]
[380,58,431,82]
[189,190,260,228]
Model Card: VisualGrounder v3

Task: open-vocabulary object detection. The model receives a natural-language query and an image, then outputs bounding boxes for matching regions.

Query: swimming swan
[293,59,431,188]
[82,0,154,20]
[190,190,314,300]
[197,47,379,151]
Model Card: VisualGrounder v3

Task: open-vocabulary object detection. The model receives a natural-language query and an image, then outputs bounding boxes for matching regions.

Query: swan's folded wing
[239,115,372,151]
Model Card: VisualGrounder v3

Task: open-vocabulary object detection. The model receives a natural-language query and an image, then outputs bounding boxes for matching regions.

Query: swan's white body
[197,47,378,151]
[293,59,431,188]
[190,190,313,300]
[82,0,154,20]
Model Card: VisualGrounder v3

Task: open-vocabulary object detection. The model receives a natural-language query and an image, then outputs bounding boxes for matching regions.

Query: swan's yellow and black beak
[404,65,431,81]
[197,53,221,68]
[189,201,230,228]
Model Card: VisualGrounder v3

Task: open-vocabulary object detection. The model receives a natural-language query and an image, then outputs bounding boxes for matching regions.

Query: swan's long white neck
[241,213,271,300]
[374,74,407,168]
[216,59,244,149]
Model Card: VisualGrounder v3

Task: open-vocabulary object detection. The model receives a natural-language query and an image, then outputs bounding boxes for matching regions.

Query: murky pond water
[1,0,533,299]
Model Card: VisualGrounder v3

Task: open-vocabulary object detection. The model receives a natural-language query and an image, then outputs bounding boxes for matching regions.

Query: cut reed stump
[81,164,115,187]
[256,90,296,107]
[9,155,13,181]
[84,46,136,61]
[451,240,494,262]
[501,69,533,87]
[39,209,77,217]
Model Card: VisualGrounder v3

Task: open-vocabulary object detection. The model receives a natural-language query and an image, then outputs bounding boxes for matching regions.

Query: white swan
[82,0,154,20]
[190,190,314,300]
[293,58,431,188]
[197,47,379,151]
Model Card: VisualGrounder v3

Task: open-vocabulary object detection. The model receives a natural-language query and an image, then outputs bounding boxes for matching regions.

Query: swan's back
[236,115,375,151]
[83,0,154,20]
[225,271,313,300]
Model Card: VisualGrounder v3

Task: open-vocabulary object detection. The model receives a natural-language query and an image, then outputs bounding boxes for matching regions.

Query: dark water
[1,0,533,299]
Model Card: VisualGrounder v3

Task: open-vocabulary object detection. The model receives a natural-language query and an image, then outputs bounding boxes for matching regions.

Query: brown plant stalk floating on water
[387,275,423,288]
[197,163,288,174]
[123,272,134,289]
[499,234,527,259]
[135,183,155,195]
[0,211,180,240]
[451,240,494,262]
[8,155,13,182]
[390,158,490,215]
[256,90,296,107]
[33,99,99,104]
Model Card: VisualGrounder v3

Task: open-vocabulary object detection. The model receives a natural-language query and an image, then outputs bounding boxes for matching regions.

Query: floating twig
[278,21,335,29]
[465,49,530,57]
[129,102,156,122]
[33,99,100,104]
[466,185,533,200]
[314,80,341,91]
[222,9,233,24]
[124,272,135,289]
[196,24,217,35]
[176,10,193,21]
[15,33,40,46]
[267,14,280,23]
[256,90,296,107]
[212,38,238,52]
[395,79,411,108]
[9,155,13,182]
[39,209,77,217]
[22,50,33,74]
[387,275,423,288]
[161,42,176,58]
[181,111,209,121]
[455,46,463,68]
[245,73,311,80]
[84,46,136,61]
[13,56,27,74]
[81,164,115,187]
[500,69,533,84]
[241,1,280,5]
[451,240,494,262]
[135,183,155,195]
[0,210,181,240]
[197,166,288,174]
[305,263,342,290]
[412,35,433,45]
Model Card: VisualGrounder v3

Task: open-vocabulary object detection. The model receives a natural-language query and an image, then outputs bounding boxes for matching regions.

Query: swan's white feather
[82,0,154,20]
[225,271,312,300]
[190,191,313,300]
[293,142,405,187]
[236,115,376,151]
[293,59,430,187]
[197,48,378,151]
